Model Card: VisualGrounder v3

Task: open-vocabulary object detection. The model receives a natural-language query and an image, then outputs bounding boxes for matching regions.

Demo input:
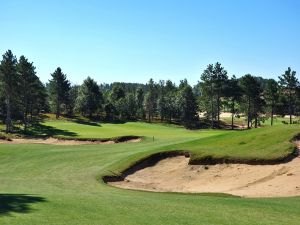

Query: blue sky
[1,0,300,85]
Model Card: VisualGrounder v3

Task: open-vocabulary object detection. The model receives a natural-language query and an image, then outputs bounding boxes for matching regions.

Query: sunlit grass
[0,118,299,224]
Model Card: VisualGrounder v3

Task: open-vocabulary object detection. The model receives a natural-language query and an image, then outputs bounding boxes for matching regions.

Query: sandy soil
[199,112,242,118]
[109,141,300,198]
[0,137,141,145]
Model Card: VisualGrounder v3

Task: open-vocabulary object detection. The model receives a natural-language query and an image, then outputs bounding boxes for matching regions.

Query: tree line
[0,50,299,133]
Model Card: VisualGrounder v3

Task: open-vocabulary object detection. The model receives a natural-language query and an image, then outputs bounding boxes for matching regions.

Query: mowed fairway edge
[0,121,300,225]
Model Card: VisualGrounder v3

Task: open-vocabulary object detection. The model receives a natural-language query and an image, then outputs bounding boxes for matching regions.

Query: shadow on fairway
[27,123,78,137]
[103,120,127,124]
[0,194,46,216]
[73,118,101,127]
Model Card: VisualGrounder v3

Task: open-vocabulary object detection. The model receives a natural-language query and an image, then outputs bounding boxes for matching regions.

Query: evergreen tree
[200,62,228,128]
[240,74,264,129]
[136,87,144,119]
[124,93,137,119]
[0,50,18,133]
[110,84,126,119]
[48,67,70,118]
[224,75,243,129]
[33,80,48,115]
[104,102,115,121]
[157,80,167,121]
[295,86,300,117]
[18,55,43,131]
[177,81,198,128]
[164,80,178,123]
[214,63,228,126]
[278,67,299,124]
[265,79,279,126]
[66,85,79,116]
[110,84,125,102]
[144,79,157,122]
[75,77,102,117]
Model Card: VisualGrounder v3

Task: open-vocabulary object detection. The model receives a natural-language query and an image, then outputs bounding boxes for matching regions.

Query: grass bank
[0,120,300,224]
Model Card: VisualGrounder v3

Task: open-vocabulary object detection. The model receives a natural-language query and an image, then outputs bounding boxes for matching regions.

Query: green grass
[162,125,299,163]
[0,119,300,225]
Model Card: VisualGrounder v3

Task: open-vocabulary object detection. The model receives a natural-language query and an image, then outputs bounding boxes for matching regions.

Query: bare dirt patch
[0,137,141,145]
[108,141,300,198]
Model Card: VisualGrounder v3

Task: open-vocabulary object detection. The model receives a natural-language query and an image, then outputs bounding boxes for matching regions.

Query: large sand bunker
[108,142,300,198]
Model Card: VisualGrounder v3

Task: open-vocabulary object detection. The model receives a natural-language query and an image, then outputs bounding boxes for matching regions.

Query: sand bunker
[108,141,300,198]
[0,137,141,145]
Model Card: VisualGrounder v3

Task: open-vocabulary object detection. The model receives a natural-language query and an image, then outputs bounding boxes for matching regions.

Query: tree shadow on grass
[26,123,78,138]
[0,194,46,216]
[73,118,101,127]
[102,120,127,124]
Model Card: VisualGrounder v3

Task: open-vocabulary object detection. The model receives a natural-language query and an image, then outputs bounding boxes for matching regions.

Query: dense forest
[0,50,299,133]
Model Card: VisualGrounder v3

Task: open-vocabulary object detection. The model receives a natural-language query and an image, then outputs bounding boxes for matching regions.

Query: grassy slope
[163,125,299,162]
[0,121,300,224]
[43,120,299,162]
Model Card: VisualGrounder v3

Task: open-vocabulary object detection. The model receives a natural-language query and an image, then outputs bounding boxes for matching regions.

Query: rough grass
[0,119,300,225]
[161,125,300,164]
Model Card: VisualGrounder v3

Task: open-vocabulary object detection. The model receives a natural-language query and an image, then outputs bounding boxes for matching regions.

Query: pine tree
[214,63,228,127]
[164,80,178,123]
[200,63,228,128]
[48,67,70,118]
[136,87,144,119]
[278,67,299,124]
[110,84,126,119]
[240,74,263,129]
[18,55,41,132]
[265,79,279,126]
[75,77,102,117]
[177,80,198,128]
[0,50,18,133]
[144,79,157,122]
[224,75,243,129]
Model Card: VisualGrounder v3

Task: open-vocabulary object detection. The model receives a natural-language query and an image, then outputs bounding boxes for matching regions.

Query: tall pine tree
[265,79,279,126]
[75,77,102,117]
[48,67,70,118]
[18,55,41,131]
[278,67,299,124]
[0,50,18,133]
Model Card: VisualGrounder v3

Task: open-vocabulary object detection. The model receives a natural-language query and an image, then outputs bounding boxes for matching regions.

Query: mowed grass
[0,120,300,224]
[43,120,300,163]
[42,120,222,139]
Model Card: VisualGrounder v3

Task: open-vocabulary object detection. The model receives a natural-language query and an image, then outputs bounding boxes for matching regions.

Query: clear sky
[1,0,300,85]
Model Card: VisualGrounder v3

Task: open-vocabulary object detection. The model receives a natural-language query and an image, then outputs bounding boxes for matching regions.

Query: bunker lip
[104,140,300,198]
[103,150,190,183]
[0,135,142,145]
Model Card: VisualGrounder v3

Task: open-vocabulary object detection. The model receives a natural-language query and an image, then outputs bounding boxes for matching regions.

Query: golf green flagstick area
[0,120,300,225]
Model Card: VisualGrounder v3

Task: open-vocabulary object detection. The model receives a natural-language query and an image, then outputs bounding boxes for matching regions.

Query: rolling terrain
[0,120,299,225]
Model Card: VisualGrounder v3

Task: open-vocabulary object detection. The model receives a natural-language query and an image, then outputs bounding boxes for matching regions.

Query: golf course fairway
[0,121,300,225]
